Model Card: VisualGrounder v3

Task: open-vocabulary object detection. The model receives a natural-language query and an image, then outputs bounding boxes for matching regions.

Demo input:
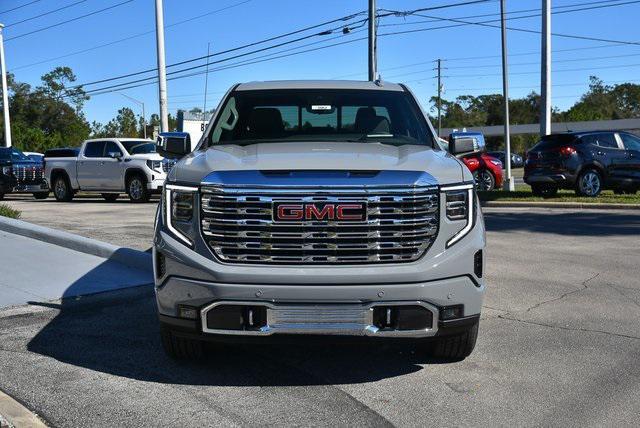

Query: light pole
[500,0,514,191]
[119,93,146,139]
[154,0,169,132]
[0,24,12,148]
[540,0,551,136]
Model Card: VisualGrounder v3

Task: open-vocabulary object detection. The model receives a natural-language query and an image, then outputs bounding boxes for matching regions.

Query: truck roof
[235,80,405,92]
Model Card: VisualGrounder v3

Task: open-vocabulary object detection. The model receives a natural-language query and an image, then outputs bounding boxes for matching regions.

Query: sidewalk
[0,230,152,308]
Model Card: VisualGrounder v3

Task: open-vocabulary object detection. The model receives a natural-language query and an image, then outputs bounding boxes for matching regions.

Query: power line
[9,0,255,71]
[379,1,640,46]
[5,0,134,42]
[0,0,43,15]
[68,1,495,91]
[5,0,88,28]
[441,79,640,92]
[71,14,368,89]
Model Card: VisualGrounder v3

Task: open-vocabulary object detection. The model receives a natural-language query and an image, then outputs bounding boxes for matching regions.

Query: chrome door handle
[597,151,605,156]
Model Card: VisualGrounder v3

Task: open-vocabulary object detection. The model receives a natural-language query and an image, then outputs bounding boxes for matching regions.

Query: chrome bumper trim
[200,300,439,337]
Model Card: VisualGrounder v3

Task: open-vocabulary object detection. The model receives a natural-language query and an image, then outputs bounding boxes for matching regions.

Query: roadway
[0,195,639,426]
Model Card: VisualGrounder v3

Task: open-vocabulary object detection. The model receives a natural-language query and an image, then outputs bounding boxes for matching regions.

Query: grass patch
[0,203,21,218]
[479,185,640,204]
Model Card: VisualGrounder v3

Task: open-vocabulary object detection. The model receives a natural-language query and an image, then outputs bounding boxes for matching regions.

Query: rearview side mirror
[156,132,191,159]
[108,151,122,160]
[448,134,486,155]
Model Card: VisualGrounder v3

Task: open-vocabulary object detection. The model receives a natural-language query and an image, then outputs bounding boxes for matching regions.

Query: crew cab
[44,138,170,202]
[153,80,486,361]
[0,147,49,200]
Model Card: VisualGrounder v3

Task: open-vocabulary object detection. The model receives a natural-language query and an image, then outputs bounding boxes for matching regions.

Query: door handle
[596,151,605,156]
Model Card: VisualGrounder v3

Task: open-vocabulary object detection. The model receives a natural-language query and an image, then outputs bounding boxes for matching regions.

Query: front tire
[160,325,204,360]
[53,176,73,202]
[33,192,49,200]
[474,169,495,191]
[423,321,479,361]
[576,169,602,197]
[101,193,119,202]
[127,175,150,203]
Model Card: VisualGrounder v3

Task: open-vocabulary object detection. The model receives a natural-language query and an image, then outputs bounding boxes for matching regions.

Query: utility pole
[540,0,551,136]
[154,0,169,132]
[0,24,11,148]
[500,0,514,191]
[368,0,377,81]
[436,58,442,138]
[202,42,210,132]
[119,93,146,139]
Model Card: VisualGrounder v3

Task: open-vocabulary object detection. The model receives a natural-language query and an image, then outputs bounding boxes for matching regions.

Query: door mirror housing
[108,151,122,160]
[156,132,191,159]
[448,132,486,155]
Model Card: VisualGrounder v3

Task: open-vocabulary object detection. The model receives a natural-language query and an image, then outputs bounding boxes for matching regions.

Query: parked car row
[524,130,640,197]
[44,138,172,203]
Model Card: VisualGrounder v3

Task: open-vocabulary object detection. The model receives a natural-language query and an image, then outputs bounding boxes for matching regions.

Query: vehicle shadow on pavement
[25,260,438,387]
[484,210,640,236]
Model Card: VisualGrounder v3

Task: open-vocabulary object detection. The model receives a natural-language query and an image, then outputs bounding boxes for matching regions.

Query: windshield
[207,89,435,147]
[0,148,30,162]
[120,140,156,155]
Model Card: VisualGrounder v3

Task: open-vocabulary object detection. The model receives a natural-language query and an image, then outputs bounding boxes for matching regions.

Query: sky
[2,0,640,125]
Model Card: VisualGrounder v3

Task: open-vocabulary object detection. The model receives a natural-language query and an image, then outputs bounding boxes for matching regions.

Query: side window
[620,133,640,151]
[84,141,106,158]
[104,141,122,157]
[594,133,619,149]
[579,135,597,146]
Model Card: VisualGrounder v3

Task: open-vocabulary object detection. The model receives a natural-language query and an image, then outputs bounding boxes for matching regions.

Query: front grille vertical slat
[14,165,44,185]
[200,186,439,264]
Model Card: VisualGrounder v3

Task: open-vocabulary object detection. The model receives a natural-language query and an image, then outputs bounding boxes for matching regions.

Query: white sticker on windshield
[310,105,332,111]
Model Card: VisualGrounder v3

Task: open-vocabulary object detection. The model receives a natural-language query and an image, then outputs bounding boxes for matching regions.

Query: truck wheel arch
[124,168,148,188]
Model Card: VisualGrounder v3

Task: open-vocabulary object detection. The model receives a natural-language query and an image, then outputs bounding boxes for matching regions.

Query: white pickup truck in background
[44,138,172,202]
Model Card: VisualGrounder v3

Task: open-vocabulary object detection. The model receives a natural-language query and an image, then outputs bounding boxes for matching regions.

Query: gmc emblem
[273,202,367,222]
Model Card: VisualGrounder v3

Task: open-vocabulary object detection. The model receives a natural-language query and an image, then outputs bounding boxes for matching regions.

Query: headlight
[1,166,11,175]
[164,184,198,245]
[147,159,163,171]
[490,159,503,167]
[442,184,475,248]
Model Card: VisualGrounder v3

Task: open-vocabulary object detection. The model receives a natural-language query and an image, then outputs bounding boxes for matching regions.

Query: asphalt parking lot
[1,195,639,426]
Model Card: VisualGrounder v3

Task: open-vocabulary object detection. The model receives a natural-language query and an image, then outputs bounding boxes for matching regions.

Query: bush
[0,203,21,219]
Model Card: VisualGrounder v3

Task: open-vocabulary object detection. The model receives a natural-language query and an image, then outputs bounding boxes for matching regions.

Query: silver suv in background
[44,138,171,202]
[154,80,486,361]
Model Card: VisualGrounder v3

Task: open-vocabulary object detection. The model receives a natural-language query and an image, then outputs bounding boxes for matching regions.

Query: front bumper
[154,183,486,339]
[147,177,166,191]
[12,181,48,193]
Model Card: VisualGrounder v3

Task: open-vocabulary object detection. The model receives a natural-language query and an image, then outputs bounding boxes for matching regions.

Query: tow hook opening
[206,305,268,331]
[372,305,433,331]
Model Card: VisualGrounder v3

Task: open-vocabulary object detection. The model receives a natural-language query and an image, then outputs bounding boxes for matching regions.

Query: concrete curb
[0,389,47,427]
[0,216,152,273]
[481,201,640,210]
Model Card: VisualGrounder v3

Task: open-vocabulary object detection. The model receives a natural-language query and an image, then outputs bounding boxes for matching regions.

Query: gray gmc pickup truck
[154,80,486,361]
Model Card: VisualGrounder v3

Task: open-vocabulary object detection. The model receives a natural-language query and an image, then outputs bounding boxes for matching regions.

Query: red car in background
[439,132,504,191]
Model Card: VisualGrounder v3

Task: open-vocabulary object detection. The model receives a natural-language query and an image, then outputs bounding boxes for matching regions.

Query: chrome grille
[200,186,439,264]
[14,165,44,184]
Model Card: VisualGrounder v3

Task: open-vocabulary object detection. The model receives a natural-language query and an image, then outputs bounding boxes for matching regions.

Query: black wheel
[473,169,495,191]
[160,325,204,360]
[101,193,119,202]
[32,192,49,200]
[576,169,602,197]
[423,321,479,361]
[127,175,150,203]
[531,184,558,198]
[53,176,73,202]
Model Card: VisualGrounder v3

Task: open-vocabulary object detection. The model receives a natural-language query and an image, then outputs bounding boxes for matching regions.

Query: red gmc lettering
[305,204,335,220]
[277,204,303,220]
[336,204,364,220]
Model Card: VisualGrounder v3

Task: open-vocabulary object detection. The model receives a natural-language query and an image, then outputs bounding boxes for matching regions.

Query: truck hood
[128,153,164,161]
[171,142,469,186]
